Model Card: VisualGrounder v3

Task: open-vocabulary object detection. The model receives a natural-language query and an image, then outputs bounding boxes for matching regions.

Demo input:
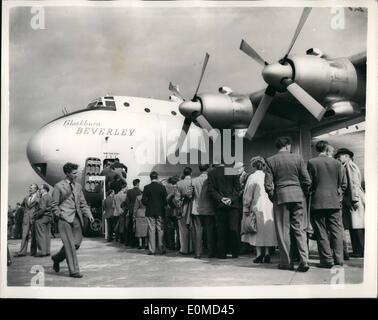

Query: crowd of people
[101,137,365,273]
[8,136,365,277]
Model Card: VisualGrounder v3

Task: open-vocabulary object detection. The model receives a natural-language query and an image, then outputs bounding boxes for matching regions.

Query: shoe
[278,264,295,271]
[148,252,155,255]
[160,251,166,255]
[138,246,142,250]
[194,255,201,259]
[52,256,60,273]
[253,255,264,263]
[316,263,334,269]
[334,262,344,266]
[14,253,26,257]
[217,255,227,259]
[69,273,83,278]
[297,263,310,272]
[231,254,239,259]
[350,253,364,258]
[208,254,216,258]
[263,255,271,263]
[344,251,350,260]
[7,259,12,266]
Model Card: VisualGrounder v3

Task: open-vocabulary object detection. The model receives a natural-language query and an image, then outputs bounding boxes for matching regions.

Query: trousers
[53,215,83,275]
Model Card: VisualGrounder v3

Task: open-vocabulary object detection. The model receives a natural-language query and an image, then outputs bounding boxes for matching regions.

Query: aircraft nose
[178,100,202,118]
[27,128,47,177]
[262,62,293,89]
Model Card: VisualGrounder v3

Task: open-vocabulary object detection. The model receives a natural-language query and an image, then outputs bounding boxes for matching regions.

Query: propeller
[240,7,325,140]
[170,53,217,154]
[168,82,184,101]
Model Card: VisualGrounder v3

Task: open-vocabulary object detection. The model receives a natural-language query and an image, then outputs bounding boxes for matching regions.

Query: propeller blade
[175,118,192,154]
[240,39,269,67]
[193,52,210,98]
[195,114,220,141]
[169,82,185,101]
[244,86,276,140]
[283,7,312,59]
[195,114,214,132]
[283,79,326,121]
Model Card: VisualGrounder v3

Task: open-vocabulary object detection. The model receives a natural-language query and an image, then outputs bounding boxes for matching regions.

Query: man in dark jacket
[265,136,312,272]
[124,179,142,246]
[308,140,347,267]
[208,163,241,259]
[142,171,167,255]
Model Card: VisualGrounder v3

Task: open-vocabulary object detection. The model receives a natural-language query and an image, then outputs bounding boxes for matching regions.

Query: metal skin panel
[291,55,358,103]
[197,93,253,129]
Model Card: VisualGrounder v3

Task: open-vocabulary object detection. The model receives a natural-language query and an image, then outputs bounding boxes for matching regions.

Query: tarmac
[7,237,363,288]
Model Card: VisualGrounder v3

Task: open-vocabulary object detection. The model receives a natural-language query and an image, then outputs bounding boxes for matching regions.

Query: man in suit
[208,162,241,259]
[34,184,53,257]
[15,183,40,257]
[51,162,94,278]
[142,171,167,255]
[124,179,142,247]
[265,136,311,272]
[308,141,347,267]
[103,189,116,241]
[191,164,216,259]
[176,167,194,255]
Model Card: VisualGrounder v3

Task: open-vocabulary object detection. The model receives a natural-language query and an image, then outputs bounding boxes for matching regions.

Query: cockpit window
[86,97,116,110]
[105,100,116,107]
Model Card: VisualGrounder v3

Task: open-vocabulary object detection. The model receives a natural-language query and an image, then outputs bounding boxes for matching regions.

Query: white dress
[241,170,277,247]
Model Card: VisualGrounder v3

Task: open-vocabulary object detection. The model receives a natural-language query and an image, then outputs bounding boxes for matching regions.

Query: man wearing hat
[335,148,365,258]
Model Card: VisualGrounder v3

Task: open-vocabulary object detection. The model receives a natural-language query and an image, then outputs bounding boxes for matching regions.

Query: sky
[5,3,368,206]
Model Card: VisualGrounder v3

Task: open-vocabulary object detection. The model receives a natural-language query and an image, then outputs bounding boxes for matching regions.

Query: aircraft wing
[249,87,365,138]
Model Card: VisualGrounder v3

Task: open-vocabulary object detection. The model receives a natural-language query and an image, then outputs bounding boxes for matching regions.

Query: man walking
[308,141,347,267]
[265,137,311,272]
[51,162,94,278]
[142,171,167,255]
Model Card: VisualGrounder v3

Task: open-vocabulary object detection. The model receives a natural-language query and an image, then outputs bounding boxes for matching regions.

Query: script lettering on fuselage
[62,120,135,137]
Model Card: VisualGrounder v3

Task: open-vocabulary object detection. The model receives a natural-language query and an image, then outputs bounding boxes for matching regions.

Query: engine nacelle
[290,55,358,102]
[197,93,253,129]
[323,101,360,118]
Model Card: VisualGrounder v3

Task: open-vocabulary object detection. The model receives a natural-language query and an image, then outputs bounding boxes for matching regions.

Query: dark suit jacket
[125,187,142,216]
[265,151,311,205]
[142,181,167,217]
[307,154,347,210]
[207,165,241,209]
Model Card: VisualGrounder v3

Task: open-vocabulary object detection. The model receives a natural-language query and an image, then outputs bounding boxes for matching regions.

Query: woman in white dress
[241,156,277,263]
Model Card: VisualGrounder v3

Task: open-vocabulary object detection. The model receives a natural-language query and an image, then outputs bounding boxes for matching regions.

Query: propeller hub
[262,62,293,90]
[179,100,202,119]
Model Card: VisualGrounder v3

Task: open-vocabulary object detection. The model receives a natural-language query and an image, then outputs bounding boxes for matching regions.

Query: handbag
[241,210,257,234]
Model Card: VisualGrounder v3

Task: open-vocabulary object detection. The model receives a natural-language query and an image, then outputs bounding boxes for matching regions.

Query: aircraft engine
[196,93,253,129]
[323,101,360,118]
[291,56,358,101]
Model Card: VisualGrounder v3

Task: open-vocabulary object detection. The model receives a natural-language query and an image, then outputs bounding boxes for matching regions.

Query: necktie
[70,183,77,211]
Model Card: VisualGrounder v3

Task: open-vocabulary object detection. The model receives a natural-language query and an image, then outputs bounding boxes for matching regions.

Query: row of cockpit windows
[87,97,178,116]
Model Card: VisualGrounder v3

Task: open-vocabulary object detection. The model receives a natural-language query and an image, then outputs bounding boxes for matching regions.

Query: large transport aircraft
[26,8,366,235]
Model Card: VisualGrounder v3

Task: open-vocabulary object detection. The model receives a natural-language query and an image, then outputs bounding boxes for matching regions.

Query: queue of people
[8,138,365,277]
[102,137,365,273]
